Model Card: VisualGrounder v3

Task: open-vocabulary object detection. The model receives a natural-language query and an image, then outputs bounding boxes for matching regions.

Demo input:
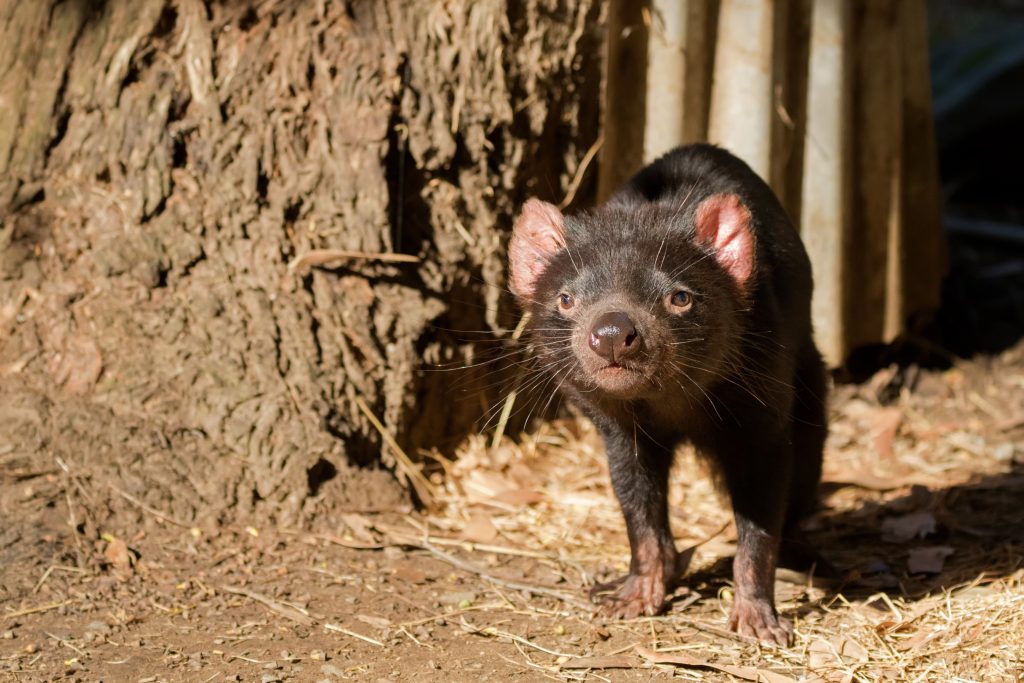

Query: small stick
[324,623,384,647]
[288,249,420,271]
[420,540,590,609]
[397,626,432,648]
[33,565,86,594]
[396,602,508,629]
[44,631,85,656]
[997,414,1024,432]
[4,600,74,620]
[314,529,588,608]
[318,535,387,550]
[109,485,191,528]
[490,312,532,449]
[220,586,314,626]
[559,136,605,210]
[490,388,519,450]
[390,520,555,558]
[225,653,264,664]
[353,395,437,506]
[461,617,575,658]
[646,614,759,646]
[32,567,55,594]
[54,456,88,566]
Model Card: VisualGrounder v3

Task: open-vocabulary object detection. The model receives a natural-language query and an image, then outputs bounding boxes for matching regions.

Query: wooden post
[643,0,712,163]
[800,0,853,366]
[708,0,778,180]
[599,0,648,201]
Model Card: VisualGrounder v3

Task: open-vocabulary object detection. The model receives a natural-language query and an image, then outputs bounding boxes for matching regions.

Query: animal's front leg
[590,426,679,618]
[721,438,793,645]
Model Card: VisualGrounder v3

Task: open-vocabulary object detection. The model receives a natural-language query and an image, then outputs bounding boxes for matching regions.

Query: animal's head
[507,194,756,401]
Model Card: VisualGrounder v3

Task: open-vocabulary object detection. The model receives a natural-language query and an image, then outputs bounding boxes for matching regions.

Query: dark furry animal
[507,144,828,645]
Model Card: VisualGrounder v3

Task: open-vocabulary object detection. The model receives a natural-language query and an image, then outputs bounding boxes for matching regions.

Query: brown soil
[3,342,1023,682]
[0,0,604,528]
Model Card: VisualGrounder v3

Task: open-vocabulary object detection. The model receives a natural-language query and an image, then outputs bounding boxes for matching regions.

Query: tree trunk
[0,0,603,526]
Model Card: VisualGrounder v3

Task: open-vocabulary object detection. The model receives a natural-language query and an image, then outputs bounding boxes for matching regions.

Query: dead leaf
[104,538,134,577]
[895,628,942,652]
[354,613,392,629]
[822,466,921,491]
[962,617,985,642]
[907,546,954,574]
[808,636,869,670]
[635,646,802,683]
[462,514,498,543]
[835,636,869,662]
[881,512,936,542]
[392,565,428,584]
[871,407,903,459]
[340,513,376,543]
[462,470,516,500]
[52,336,103,394]
[493,489,544,506]
[506,462,538,488]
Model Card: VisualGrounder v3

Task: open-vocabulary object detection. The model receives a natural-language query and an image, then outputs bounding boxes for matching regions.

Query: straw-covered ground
[2,340,1023,681]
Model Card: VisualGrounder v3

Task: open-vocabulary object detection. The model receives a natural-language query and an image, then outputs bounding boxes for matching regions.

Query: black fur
[510,144,827,644]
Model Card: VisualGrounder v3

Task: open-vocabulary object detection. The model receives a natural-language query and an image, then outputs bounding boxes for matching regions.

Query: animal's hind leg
[780,342,829,572]
[787,343,826,523]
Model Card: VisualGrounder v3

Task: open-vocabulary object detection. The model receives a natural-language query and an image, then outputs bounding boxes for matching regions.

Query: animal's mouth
[591,363,650,396]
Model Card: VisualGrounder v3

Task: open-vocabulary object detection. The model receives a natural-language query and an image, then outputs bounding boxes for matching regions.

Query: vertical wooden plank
[598,0,648,201]
[644,1,689,162]
[643,0,712,163]
[684,0,715,145]
[771,0,811,225]
[884,104,906,344]
[800,0,852,366]
[848,0,902,349]
[708,0,777,179]
[898,0,945,330]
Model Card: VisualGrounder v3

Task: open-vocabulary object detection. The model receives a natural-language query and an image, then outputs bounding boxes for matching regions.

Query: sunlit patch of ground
[2,342,1022,680]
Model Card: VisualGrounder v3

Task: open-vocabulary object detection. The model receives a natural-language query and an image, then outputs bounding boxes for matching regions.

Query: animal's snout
[588,311,642,363]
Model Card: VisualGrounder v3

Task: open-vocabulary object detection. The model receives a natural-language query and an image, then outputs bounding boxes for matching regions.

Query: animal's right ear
[508,199,566,301]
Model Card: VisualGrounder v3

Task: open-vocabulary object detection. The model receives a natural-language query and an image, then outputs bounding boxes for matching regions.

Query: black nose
[588,311,641,362]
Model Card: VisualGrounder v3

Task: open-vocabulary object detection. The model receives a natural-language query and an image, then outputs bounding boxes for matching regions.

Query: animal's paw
[728,596,792,646]
[590,572,666,619]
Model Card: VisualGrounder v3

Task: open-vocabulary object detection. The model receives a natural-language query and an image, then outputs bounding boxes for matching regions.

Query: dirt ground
[2,339,1024,682]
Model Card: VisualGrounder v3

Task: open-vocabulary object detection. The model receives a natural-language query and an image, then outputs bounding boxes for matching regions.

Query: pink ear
[694,193,754,285]
[508,199,566,300]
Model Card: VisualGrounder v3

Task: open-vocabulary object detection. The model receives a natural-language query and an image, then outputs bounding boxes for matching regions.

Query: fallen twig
[4,600,75,620]
[324,623,385,647]
[288,249,420,271]
[219,585,315,626]
[109,484,192,528]
[353,395,437,507]
[460,617,575,658]
[559,136,604,210]
[560,654,636,670]
[420,540,591,610]
[318,528,589,609]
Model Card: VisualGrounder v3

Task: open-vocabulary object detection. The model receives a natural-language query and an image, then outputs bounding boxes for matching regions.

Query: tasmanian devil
[506,144,827,645]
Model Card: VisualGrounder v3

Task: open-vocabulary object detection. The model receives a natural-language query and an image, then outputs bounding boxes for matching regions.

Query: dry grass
[371,342,1024,681]
[3,345,1022,680]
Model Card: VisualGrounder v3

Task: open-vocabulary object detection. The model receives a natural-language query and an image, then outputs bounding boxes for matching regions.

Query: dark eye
[668,290,693,311]
[558,293,574,311]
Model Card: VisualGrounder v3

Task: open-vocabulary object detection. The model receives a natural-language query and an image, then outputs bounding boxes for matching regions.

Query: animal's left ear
[508,199,567,301]
[694,193,754,285]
